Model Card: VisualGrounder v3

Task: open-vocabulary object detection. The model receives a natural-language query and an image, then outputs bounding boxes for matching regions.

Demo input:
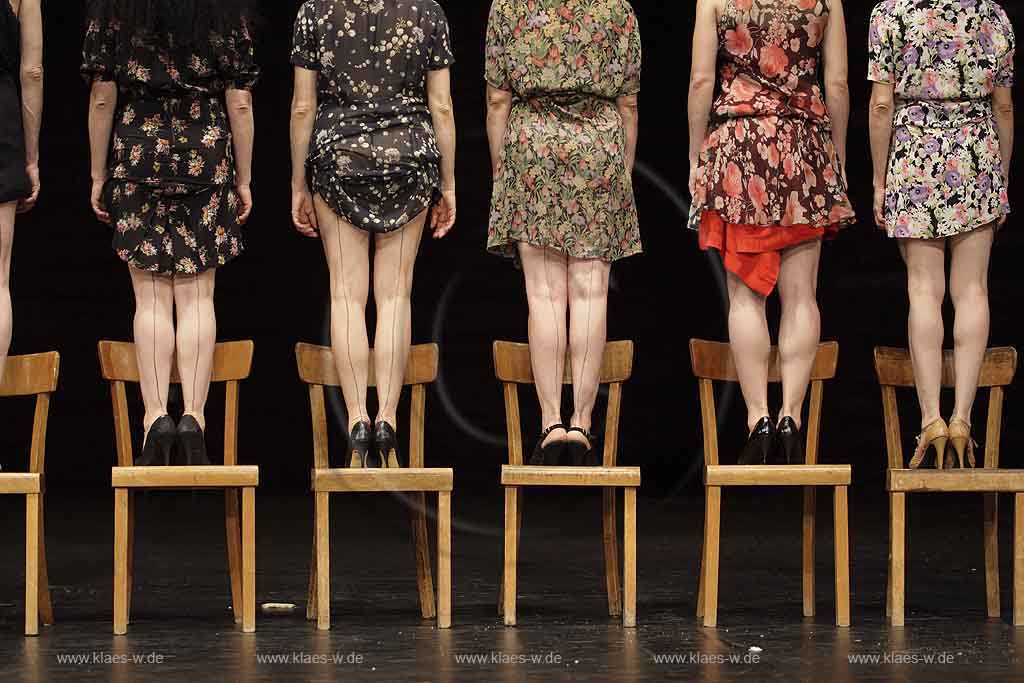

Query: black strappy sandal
[566,427,599,466]
[529,423,567,466]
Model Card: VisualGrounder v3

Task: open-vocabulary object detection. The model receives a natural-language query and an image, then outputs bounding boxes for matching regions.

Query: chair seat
[501,465,641,488]
[0,473,42,494]
[705,464,851,487]
[111,466,259,489]
[889,468,1024,493]
[313,467,453,493]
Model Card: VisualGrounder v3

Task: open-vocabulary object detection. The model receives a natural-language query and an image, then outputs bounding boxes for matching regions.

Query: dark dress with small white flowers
[81,11,259,275]
[291,0,455,233]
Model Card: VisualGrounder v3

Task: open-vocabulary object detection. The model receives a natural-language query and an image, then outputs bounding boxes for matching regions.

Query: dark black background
[4,0,1023,493]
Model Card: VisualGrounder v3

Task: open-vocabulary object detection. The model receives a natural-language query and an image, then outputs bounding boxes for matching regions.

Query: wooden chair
[875,346,1022,626]
[0,352,59,635]
[496,340,640,627]
[690,339,851,628]
[99,340,258,635]
[297,342,453,630]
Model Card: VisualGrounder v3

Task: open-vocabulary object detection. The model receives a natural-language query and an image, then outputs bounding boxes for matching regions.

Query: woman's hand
[688,159,699,197]
[873,184,886,230]
[236,183,253,224]
[91,176,110,224]
[292,187,319,238]
[431,187,456,239]
[17,163,40,213]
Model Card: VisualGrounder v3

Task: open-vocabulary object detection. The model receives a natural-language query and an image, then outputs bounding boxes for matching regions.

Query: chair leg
[603,488,622,618]
[226,489,243,624]
[889,492,906,627]
[623,487,637,628]
[315,491,330,631]
[114,488,129,635]
[833,486,850,627]
[126,491,134,625]
[242,487,256,633]
[411,491,437,620]
[503,486,519,626]
[37,494,53,627]
[1014,493,1024,626]
[702,486,722,628]
[697,503,706,618]
[499,487,522,617]
[802,486,816,618]
[438,492,452,629]
[306,521,317,622]
[25,493,39,636]
[985,492,1000,619]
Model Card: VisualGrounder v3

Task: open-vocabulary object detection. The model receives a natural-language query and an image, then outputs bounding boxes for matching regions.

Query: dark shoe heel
[137,415,176,466]
[738,416,775,465]
[347,420,373,468]
[373,422,402,468]
[176,415,211,466]
[775,417,804,465]
[530,423,566,466]
[566,427,599,466]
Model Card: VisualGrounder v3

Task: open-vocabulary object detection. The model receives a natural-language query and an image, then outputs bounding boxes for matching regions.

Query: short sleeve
[219,20,260,91]
[81,2,117,84]
[291,1,322,71]
[427,13,456,71]
[867,4,896,84]
[996,13,1016,88]
[484,0,512,91]
[620,9,642,96]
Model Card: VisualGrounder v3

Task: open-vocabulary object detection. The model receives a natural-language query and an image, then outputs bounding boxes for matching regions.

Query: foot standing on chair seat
[177,415,211,466]
[947,417,977,469]
[909,418,948,470]
[739,416,775,465]
[566,427,599,466]
[375,421,405,468]
[137,415,176,466]
[773,416,804,465]
[347,420,374,468]
[530,423,567,466]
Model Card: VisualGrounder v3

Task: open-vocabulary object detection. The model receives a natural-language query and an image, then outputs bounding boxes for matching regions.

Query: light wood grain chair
[297,342,453,630]
[875,346,1022,626]
[99,340,258,635]
[690,339,850,628]
[496,340,640,627]
[0,352,59,635]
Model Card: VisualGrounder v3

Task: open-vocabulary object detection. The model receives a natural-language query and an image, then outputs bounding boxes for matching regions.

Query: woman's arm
[427,67,456,238]
[617,94,639,175]
[687,0,719,194]
[486,84,513,178]
[993,86,1013,227]
[289,66,319,237]
[868,82,896,229]
[822,0,850,172]
[18,0,42,212]
[225,88,254,223]
[88,80,117,223]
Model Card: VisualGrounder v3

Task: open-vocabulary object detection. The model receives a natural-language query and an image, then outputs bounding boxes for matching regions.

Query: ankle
[376,415,398,430]
[144,411,168,433]
[778,414,802,430]
[183,411,206,431]
[747,413,770,433]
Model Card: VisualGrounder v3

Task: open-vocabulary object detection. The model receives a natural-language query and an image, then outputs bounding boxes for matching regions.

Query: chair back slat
[690,339,838,383]
[0,352,59,397]
[99,340,254,383]
[493,340,634,384]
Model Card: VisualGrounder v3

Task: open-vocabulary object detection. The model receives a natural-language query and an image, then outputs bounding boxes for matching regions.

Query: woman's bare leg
[949,225,995,425]
[0,202,14,384]
[519,243,569,445]
[129,266,175,434]
[899,237,947,429]
[316,195,371,429]
[372,210,427,429]
[727,273,770,431]
[567,256,611,438]
[173,269,217,431]
[777,240,822,427]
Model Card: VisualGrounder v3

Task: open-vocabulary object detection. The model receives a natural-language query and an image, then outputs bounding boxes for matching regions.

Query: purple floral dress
[869,0,1015,239]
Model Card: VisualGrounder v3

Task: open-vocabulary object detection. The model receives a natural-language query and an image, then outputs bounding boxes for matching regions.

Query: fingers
[238,203,253,224]
[17,184,40,214]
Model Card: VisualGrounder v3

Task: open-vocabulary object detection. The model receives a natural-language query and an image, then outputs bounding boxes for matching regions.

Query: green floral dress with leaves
[485,0,643,262]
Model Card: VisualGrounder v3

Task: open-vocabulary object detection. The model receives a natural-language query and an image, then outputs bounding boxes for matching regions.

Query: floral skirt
[698,210,837,297]
[105,180,244,275]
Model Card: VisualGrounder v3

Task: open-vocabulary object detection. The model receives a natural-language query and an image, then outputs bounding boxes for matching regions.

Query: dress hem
[487,237,642,264]
[887,212,1009,240]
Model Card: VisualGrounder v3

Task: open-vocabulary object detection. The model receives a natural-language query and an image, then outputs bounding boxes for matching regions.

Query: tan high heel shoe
[947,418,977,469]
[909,418,949,469]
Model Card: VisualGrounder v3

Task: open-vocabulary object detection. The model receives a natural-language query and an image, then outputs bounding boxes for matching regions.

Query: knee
[906,272,946,304]
[568,268,609,303]
[330,280,368,307]
[950,277,988,307]
[778,280,818,309]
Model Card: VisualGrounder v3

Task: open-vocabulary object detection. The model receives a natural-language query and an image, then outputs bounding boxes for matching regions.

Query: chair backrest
[0,352,60,475]
[295,342,439,469]
[874,346,1017,469]
[689,339,839,466]
[98,340,254,467]
[493,340,634,467]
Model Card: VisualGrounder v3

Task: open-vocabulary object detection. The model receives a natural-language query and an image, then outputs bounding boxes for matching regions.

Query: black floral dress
[291,0,455,233]
[81,12,259,275]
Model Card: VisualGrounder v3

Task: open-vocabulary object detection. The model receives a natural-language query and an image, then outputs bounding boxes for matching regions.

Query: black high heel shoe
[347,420,373,468]
[566,427,599,466]
[137,415,176,466]
[774,416,804,465]
[529,423,566,466]
[374,421,403,468]
[738,416,775,465]
[176,415,211,466]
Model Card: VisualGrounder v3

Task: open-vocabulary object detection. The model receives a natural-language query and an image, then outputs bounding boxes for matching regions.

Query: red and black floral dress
[690,0,855,296]
[81,13,259,275]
